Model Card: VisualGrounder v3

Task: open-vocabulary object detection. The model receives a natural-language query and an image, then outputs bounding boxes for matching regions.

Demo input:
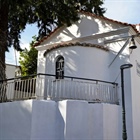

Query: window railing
[0,74,119,104]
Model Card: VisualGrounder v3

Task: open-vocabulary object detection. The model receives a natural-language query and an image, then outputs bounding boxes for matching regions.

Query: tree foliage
[19,36,38,76]
[1,0,105,50]
[0,0,105,79]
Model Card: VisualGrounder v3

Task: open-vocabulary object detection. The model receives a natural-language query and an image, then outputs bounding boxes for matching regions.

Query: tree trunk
[0,2,9,102]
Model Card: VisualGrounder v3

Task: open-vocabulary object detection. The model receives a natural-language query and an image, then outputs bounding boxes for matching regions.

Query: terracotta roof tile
[43,42,109,56]
[35,11,139,47]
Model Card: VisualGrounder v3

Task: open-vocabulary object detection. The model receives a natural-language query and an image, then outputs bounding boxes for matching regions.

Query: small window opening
[56,56,64,79]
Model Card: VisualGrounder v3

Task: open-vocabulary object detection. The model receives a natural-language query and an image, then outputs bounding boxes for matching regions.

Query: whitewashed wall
[40,14,126,46]
[35,13,140,139]
[130,38,140,139]
[6,64,16,79]
[0,100,32,140]
[37,37,134,139]
[5,64,16,99]
[43,44,134,139]
[45,46,109,80]
[0,100,121,140]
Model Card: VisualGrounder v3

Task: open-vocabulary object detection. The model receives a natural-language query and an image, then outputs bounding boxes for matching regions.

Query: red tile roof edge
[43,42,109,56]
[35,11,139,47]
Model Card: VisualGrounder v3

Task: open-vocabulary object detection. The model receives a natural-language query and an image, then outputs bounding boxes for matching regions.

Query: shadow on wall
[45,45,111,80]
[64,49,78,76]
[0,100,32,140]
[108,48,134,139]
[108,44,130,83]
[98,17,124,32]
[48,13,123,44]
[37,51,46,74]
[62,27,77,39]
[77,14,99,37]
[45,47,79,77]
[55,102,65,140]
[60,14,99,41]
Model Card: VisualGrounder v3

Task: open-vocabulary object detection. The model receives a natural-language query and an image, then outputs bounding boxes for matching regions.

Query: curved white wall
[45,45,130,82]
[45,46,110,81]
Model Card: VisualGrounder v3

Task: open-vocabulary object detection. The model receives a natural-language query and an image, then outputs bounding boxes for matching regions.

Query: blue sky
[104,0,140,24]
[6,0,140,65]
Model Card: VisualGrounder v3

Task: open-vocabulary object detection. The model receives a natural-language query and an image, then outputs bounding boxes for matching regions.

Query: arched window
[56,56,64,79]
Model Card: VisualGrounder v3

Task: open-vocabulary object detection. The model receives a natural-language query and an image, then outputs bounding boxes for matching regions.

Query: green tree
[19,36,38,76]
[0,0,105,80]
